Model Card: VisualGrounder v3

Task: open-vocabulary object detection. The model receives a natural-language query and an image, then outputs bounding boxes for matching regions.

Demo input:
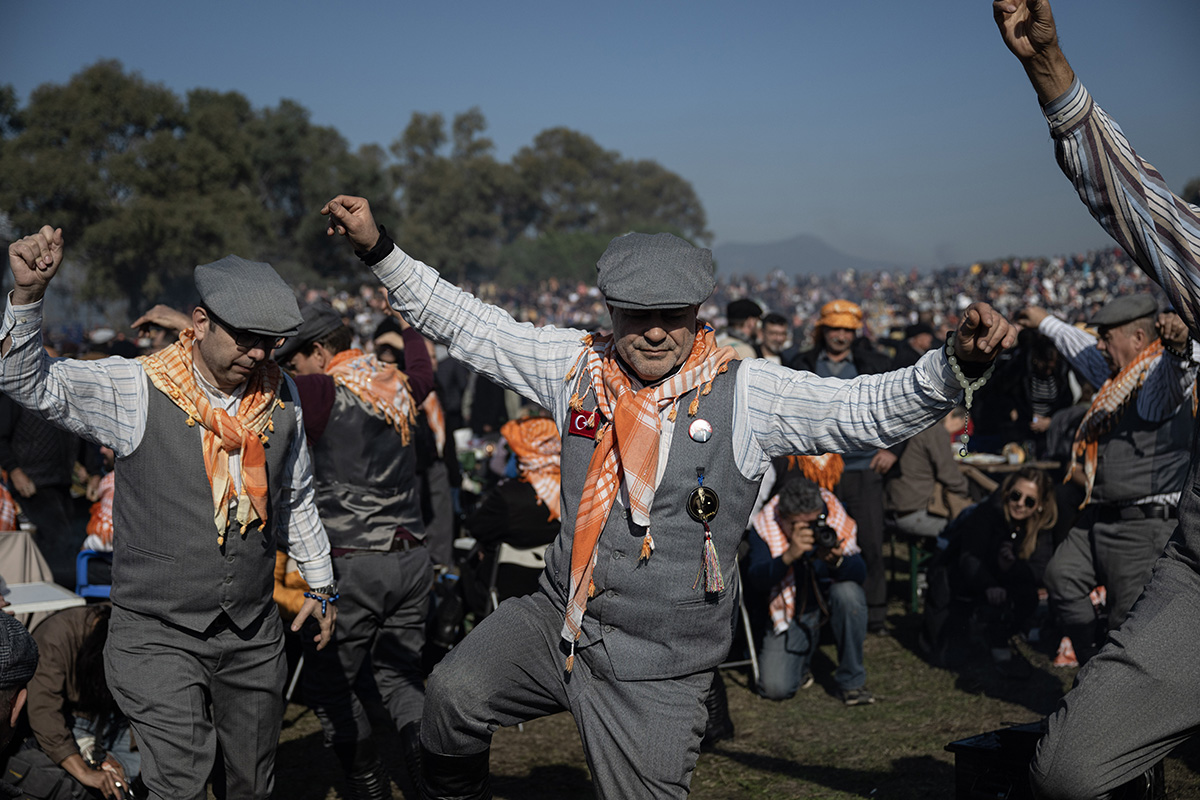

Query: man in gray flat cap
[2,227,336,800]
[0,613,38,753]
[321,194,1016,800]
[275,302,435,800]
[1017,298,1197,665]
[997,2,1200,795]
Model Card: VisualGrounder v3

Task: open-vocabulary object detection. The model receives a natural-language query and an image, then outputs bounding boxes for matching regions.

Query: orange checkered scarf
[754,491,858,635]
[1066,339,1163,508]
[325,349,416,445]
[501,417,562,522]
[84,471,115,551]
[559,323,738,665]
[139,329,283,544]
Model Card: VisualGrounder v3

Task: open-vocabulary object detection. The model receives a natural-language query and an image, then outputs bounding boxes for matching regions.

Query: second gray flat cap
[1088,293,1158,327]
[596,232,714,310]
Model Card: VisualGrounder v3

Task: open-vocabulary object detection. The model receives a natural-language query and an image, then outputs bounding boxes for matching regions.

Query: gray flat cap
[1088,293,1158,327]
[596,233,714,310]
[0,613,38,690]
[273,302,345,364]
[195,255,303,337]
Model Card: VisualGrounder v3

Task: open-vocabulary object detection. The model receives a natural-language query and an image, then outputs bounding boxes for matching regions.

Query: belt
[1093,503,1178,523]
[331,527,425,558]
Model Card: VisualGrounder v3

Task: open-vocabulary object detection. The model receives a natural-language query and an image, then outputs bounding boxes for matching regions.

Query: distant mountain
[712,234,904,278]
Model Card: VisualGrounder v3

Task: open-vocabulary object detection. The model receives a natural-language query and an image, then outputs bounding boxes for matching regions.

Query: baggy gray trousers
[422,590,711,800]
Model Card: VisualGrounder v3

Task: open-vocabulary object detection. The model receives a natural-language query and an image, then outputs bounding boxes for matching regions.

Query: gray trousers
[1032,553,1198,799]
[1044,513,1176,631]
[302,546,434,744]
[422,590,711,800]
[835,470,887,629]
[105,605,286,800]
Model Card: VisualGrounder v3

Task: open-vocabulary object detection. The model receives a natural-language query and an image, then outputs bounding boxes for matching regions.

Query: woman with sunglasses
[922,466,1057,673]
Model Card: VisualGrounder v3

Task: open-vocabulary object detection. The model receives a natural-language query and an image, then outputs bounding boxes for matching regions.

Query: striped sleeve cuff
[1043,78,1092,136]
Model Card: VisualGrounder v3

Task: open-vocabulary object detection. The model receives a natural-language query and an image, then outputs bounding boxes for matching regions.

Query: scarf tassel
[639,531,655,562]
[565,636,578,674]
[695,526,725,593]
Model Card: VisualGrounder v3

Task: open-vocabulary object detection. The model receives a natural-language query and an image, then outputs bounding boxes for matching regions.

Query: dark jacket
[787,338,894,376]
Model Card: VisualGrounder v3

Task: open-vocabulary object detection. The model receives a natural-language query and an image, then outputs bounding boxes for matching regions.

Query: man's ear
[192,307,210,340]
[10,688,26,729]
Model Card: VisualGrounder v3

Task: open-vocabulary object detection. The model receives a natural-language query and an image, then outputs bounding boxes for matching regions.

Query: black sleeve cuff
[357,225,395,267]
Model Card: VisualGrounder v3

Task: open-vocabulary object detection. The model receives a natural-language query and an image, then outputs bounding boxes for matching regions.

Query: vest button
[603,624,614,633]
[226,556,235,563]
[224,575,233,584]
[612,551,624,560]
[608,589,619,598]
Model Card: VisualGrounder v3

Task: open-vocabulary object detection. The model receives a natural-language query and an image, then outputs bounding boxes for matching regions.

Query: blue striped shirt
[371,244,968,485]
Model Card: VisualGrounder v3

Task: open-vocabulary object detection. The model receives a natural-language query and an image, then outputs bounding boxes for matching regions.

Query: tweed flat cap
[596,233,714,310]
[1088,293,1158,327]
[195,255,303,337]
[0,613,38,690]
[273,302,345,364]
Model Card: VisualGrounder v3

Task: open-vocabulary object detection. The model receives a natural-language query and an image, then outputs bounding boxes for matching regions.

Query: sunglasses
[205,309,287,352]
[1007,490,1038,510]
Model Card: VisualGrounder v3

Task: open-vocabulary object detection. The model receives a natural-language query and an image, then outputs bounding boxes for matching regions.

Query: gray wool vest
[311,384,423,549]
[111,375,298,632]
[1088,397,1192,505]
[539,360,760,680]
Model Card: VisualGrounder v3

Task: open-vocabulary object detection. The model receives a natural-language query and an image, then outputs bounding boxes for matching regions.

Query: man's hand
[819,543,845,565]
[1157,311,1190,352]
[782,524,816,566]
[1030,414,1052,433]
[131,304,192,333]
[953,302,1017,363]
[61,753,128,799]
[321,195,381,253]
[8,226,64,306]
[9,468,35,499]
[993,0,1075,103]
[1015,306,1050,330]
[869,449,898,476]
[292,596,338,650]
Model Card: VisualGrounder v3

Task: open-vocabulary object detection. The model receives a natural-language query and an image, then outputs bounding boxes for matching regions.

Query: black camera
[811,514,838,550]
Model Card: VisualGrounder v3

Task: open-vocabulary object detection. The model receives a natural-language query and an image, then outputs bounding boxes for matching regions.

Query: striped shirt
[1046,79,1200,336]
[371,244,968,486]
[0,299,333,587]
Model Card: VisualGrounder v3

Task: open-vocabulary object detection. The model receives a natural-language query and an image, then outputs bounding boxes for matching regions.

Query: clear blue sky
[5,0,1198,269]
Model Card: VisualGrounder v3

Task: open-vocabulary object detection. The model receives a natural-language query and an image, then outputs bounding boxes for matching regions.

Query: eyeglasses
[205,309,286,352]
[1006,490,1038,510]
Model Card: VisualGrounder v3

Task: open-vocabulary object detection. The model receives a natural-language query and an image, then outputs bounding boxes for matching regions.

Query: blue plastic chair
[75,549,113,598]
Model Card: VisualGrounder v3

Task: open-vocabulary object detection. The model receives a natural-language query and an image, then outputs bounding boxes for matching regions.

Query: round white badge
[688,419,713,443]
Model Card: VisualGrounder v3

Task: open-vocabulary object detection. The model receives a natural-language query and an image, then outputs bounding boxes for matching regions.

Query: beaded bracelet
[1161,338,1193,363]
[303,591,340,616]
[944,332,997,455]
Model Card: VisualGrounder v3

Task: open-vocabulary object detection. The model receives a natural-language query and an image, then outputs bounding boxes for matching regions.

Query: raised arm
[996,0,1200,337]
[321,195,587,421]
[2,228,147,456]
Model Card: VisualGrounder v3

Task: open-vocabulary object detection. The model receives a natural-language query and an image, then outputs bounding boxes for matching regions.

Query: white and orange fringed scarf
[1066,339,1163,508]
[138,329,283,544]
[559,323,738,670]
[325,349,416,445]
[501,417,562,522]
[753,490,858,635]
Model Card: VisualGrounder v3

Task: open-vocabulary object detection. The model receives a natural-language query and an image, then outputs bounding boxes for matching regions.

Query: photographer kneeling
[747,477,874,706]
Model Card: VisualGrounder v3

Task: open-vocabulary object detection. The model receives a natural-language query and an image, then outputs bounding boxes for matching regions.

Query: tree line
[0,61,709,315]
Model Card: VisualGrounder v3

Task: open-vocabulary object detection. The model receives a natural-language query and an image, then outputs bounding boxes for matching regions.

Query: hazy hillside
[713,234,905,278]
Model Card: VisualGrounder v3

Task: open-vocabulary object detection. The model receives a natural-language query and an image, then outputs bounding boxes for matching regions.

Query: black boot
[332,739,391,800]
[700,669,734,751]
[421,747,492,800]
[398,721,423,799]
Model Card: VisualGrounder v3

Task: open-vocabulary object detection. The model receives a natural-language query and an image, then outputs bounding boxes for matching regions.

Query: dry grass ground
[273,578,1200,799]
